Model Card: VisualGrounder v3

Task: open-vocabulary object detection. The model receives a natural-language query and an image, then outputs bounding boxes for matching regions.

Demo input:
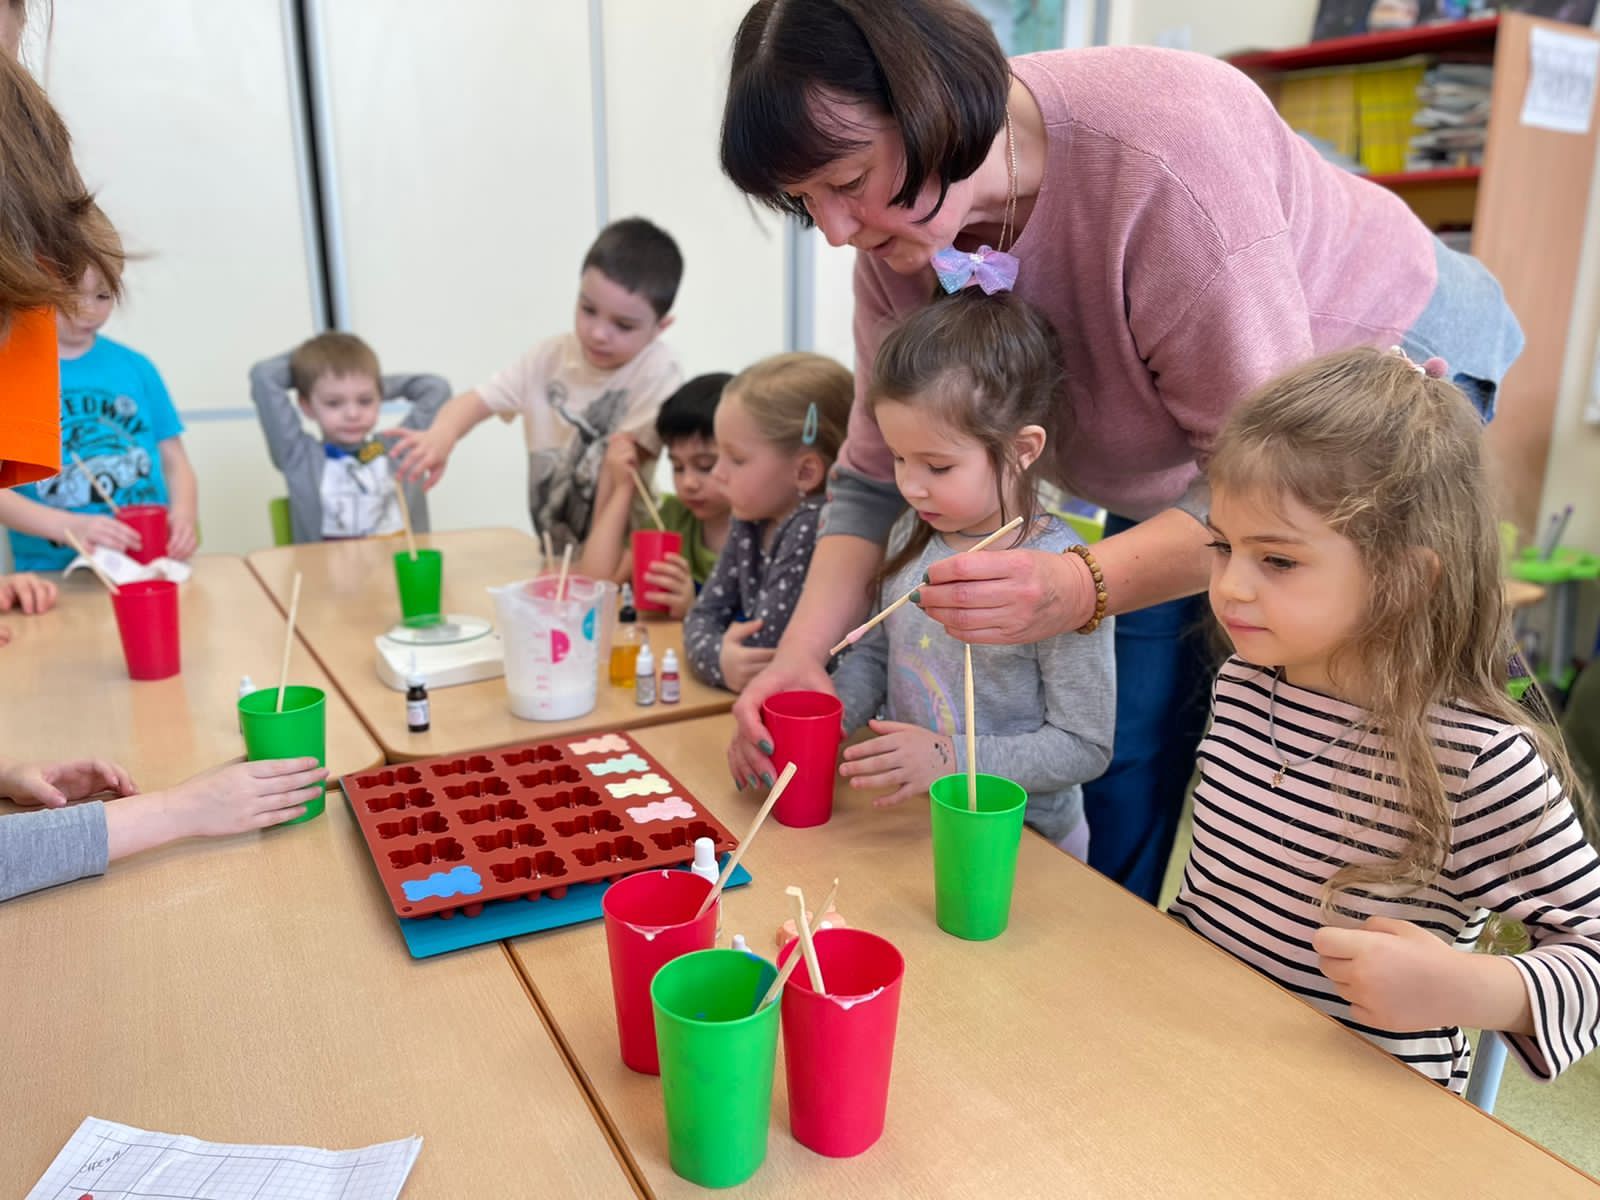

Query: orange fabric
[0,307,61,488]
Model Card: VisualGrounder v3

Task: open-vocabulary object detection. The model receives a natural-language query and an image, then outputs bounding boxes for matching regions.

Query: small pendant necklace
[1266,670,1328,788]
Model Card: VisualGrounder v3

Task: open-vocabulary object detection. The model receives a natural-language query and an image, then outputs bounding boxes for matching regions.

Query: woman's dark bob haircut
[720,0,1010,225]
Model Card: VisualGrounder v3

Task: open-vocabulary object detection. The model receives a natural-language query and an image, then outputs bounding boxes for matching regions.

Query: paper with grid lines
[26,1117,421,1200]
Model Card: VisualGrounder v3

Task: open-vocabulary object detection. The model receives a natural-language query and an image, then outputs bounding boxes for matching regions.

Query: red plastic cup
[631,529,683,614]
[602,869,719,1074]
[778,927,905,1157]
[762,690,844,827]
[117,504,169,565]
[110,580,180,680]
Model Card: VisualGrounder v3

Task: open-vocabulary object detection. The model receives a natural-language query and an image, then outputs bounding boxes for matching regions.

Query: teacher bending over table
[717,0,1523,903]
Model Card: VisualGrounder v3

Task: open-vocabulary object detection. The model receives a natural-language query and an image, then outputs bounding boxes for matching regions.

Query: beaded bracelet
[1064,543,1108,634]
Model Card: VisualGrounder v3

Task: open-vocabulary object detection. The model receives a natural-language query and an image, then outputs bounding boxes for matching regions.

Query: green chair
[269,497,293,547]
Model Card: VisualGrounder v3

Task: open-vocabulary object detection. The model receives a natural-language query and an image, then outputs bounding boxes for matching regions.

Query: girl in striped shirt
[1169,346,1600,1093]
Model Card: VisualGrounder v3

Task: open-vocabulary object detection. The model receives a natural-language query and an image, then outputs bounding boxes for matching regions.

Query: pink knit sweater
[839,47,1437,522]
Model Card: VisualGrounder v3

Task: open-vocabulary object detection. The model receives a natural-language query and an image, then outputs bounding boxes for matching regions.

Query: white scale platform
[374,614,505,691]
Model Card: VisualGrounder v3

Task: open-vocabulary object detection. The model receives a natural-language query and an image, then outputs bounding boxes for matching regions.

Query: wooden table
[0,752,640,1198]
[247,529,732,762]
[2,556,380,786]
[510,715,1600,1198]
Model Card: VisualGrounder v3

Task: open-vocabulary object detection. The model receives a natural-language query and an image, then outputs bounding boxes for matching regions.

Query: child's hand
[0,757,137,808]
[0,572,57,616]
[390,426,454,489]
[839,719,956,807]
[720,617,777,692]
[58,510,142,558]
[1313,917,1470,1030]
[602,432,639,487]
[167,510,199,559]
[160,757,329,838]
[644,552,694,618]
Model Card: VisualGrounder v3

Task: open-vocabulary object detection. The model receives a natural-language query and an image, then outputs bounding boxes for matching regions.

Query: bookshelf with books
[1228,13,1600,531]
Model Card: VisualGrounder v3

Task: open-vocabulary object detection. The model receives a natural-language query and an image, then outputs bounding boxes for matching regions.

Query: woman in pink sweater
[717,0,1522,902]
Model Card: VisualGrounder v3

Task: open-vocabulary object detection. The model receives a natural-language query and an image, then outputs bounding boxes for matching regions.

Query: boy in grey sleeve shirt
[833,516,1115,848]
[250,333,449,544]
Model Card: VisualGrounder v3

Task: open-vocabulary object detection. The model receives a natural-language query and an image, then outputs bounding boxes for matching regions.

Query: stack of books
[1407,61,1493,170]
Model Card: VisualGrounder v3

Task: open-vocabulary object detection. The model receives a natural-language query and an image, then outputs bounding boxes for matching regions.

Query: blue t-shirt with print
[7,335,184,571]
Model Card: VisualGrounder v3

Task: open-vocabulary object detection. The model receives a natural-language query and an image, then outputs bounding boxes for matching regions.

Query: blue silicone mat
[394,860,753,958]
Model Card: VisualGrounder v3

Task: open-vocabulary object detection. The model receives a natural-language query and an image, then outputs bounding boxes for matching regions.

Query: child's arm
[389,390,494,489]
[684,536,745,689]
[0,571,58,626]
[1315,732,1600,1073]
[830,615,889,736]
[576,434,640,584]
[248,352,322,475]
[158,438,199,559]
[0,490,142,557]
[385,370,452,431]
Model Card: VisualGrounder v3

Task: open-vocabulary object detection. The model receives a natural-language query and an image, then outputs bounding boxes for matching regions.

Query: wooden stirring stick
[829,515,1024,655]
[393,477,418,561]
[693,761,797,920]
[275,572,303,713]
[70,452,120,512]
[628,466,666,531]
[965,642,977,811]
[63,530,119,594]
[555,544,573,601]
[786,885,827,993]
[757,876,840,1011]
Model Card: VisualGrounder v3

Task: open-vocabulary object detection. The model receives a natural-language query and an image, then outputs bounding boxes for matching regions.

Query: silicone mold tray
[341,732,737,920]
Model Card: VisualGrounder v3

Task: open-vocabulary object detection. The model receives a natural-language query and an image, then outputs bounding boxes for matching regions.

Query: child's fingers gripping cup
[761,690,844,827]
[601,868,719,1074]
[778,926,906,1157]
[393,548,444,628]
[631,529,682,614]
[651,948,780,1188]
[110,579,181,681]
[928,773,1027,941]
[117,504,168,565]
[238,686,328,823]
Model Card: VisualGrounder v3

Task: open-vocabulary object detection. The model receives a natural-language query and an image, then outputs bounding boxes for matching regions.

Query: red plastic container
[631,529,684,614]
[762,690,843,827]
[778,927,905,1157]
[109,580,180,681]
[339,732,736,920]
[603,869,719,1074]
[117,504,169,564]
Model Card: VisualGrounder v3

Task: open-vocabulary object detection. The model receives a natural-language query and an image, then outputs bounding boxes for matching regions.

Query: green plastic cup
[929,773,1027,941]
[238,685,328,823]
[651,948,780,1188]
[393,548,444,627]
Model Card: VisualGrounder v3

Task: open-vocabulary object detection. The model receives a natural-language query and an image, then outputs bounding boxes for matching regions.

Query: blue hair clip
[802,400,819,446]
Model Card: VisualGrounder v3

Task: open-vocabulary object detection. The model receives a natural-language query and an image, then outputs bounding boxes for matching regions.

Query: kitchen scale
[374,614,505,690]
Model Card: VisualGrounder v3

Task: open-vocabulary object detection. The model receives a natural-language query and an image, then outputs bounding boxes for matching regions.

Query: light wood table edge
[501,943,656,1200]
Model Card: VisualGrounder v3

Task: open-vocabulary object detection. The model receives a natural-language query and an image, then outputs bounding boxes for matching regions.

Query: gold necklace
[998,107,1018,252]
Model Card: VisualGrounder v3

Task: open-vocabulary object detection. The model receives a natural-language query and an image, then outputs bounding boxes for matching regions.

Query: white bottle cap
[406,673,424,689]
[661,648,679,673]
[238,675,255,697]
[690,835,718,884]
[732,934,750,953]
[636,642,655,675]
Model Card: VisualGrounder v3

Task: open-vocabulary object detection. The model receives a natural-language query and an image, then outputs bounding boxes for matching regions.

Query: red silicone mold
[341,732,736,920]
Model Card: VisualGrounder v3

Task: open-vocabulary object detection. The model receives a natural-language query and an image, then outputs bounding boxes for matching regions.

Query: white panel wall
[39,0,320,555]
[314,1,598,536]
[601,0,788,380]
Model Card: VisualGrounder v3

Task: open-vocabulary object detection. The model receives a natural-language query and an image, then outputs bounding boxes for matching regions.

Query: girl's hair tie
[933,244,1019,295]
[1390,345,1450,379]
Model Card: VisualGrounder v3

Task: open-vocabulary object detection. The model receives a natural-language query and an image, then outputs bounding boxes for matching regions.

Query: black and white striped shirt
[1169,657,1600,1093]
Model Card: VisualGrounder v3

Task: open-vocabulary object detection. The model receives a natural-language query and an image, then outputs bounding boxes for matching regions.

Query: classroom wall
[25,1,790,557]
[1106,0,1317,56]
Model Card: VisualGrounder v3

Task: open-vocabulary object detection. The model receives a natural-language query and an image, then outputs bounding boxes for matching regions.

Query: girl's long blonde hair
[1210,346,1585,904]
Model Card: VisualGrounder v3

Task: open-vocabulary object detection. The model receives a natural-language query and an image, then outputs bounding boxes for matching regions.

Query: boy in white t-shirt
[392,218,684,549]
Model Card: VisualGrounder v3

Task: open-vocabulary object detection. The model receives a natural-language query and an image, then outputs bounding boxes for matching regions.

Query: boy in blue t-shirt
[0,209,198,570]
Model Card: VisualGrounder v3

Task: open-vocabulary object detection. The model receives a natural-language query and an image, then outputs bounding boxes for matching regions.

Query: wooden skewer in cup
[392,477,418,561]
[541,530,554,571]
[555,544,573,602]
[70,452,120,513]
[786,885,827,993]
[964,642,977,811]
[757,875,840,1010]
[62,530,119,594]
[829,515,1024,656]
[276,572,303,713]
[628,466,666,532]
[693,761,798,920]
